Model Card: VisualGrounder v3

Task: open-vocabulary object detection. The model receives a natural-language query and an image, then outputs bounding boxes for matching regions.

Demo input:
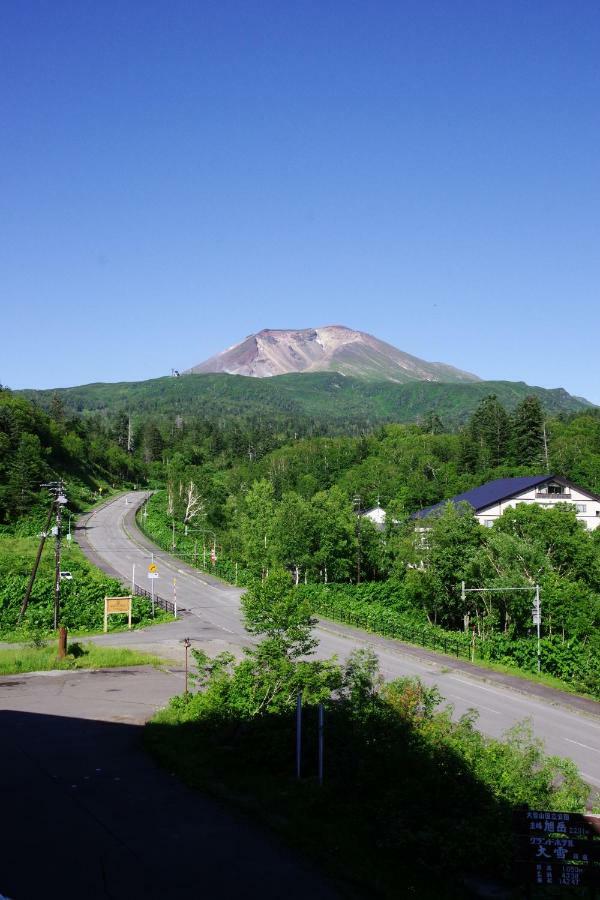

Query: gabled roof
[413,475,553,519]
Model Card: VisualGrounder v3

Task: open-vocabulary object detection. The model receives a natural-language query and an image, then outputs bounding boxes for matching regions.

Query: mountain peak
[185,325,480,384]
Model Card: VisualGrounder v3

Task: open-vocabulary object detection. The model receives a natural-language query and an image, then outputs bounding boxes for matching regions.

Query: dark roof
[413,475,553,519]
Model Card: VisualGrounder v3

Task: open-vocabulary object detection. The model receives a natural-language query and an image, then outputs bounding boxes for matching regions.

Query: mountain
[21,373,593,434]
[185,325,481,383]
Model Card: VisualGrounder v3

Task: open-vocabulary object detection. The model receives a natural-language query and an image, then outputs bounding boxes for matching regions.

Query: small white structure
[413,475,600,531]
[357,506,387,531]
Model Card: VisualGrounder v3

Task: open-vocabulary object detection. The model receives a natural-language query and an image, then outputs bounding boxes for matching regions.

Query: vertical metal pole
[132,563,135,594]
[151,575,155,617]
[184,639,190,695]
[318,703,324,786]
[173,577,177,618]
[536,584,541,674]
[296,692,302,779]
[54,499,62,630]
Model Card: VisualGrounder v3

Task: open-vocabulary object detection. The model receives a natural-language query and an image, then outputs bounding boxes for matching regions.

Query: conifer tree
[512,395,545,467]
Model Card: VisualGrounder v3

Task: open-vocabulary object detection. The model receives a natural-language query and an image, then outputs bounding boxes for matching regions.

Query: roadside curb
[317,618,600,719]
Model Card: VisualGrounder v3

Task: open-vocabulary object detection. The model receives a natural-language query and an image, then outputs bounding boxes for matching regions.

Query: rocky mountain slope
[185,325,480,383]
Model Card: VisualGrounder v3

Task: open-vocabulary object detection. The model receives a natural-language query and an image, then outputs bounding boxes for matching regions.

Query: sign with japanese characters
[514,809,600,890]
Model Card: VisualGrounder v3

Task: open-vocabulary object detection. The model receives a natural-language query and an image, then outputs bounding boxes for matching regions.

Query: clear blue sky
[2,1,599,401]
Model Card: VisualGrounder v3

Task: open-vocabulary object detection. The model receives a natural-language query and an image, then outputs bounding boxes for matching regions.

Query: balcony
[535,492,571,500]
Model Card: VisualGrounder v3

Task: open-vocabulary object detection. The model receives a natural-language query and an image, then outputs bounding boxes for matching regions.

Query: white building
[357,505,387,531]
[413,475,600,531]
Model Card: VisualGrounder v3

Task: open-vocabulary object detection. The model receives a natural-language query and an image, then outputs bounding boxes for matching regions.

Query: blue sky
[2,1,600,401]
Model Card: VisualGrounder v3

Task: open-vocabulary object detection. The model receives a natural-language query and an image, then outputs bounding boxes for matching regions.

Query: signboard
[148,563,157,573]
[514,809,600,890]
[148,572,159,579]
[107,597,131,613]
[103,595,132,632]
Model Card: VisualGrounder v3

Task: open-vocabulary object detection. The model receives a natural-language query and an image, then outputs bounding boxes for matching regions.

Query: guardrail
[132,582,179,617]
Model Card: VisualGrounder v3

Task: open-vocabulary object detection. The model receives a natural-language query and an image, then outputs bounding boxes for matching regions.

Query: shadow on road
[0,709,339,900]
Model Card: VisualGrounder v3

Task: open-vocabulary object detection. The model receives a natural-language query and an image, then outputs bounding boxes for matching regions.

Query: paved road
[79,493,600,790]
[0,667,340,900]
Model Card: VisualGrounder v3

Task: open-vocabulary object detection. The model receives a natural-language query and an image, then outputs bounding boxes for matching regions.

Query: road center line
[563,737,599,753]
[450,694,501,715]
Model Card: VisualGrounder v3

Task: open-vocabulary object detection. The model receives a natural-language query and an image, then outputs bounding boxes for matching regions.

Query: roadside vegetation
[146,570,595,898]
[0,641,163,675]
[0,534,169,640]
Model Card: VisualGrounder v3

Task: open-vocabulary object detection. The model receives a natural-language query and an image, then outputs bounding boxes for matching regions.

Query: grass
[0,642,164,676]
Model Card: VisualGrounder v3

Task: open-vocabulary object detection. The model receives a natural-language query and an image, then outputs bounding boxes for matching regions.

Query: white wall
[476,484,600,530]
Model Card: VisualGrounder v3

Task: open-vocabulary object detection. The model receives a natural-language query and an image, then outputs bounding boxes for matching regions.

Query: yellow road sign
[148,562,157,574]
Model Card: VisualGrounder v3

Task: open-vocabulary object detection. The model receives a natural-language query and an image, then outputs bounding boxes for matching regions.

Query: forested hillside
[0,386,145,528]
[20,371,591,434]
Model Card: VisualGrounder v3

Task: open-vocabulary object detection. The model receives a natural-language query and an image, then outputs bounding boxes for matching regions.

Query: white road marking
[450,694,501,715]
[563,737,598,753]
[580,772,600,787]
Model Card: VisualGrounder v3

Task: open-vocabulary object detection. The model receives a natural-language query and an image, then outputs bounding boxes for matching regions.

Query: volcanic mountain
[185,325,480,383]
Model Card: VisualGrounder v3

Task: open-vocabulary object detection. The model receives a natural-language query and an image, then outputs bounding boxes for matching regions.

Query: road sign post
[103,596,132,632]
[148,562,159,617]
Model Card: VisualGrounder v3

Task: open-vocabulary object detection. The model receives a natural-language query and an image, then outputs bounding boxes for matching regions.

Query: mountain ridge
[185,325,481,384]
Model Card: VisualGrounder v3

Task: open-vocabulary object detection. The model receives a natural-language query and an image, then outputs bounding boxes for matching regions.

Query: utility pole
[18,503,55,623]
[542,420,550,473]
[49,481,68,630]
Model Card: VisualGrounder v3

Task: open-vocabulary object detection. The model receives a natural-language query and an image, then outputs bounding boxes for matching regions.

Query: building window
[547,483,564,495]
[576,504,587,513]
[483,519,494,528]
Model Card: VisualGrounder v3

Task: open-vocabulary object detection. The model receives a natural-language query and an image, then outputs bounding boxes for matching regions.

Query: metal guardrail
[132,582,178,616]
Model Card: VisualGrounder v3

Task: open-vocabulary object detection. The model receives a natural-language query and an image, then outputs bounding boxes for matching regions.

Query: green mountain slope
[20,372,593,430]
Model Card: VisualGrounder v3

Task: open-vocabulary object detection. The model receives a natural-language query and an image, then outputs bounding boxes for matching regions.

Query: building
[357,505,387,531]
[413,475,600,531]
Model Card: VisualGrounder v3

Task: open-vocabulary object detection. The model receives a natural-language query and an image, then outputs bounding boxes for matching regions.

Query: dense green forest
[20,370,591,434]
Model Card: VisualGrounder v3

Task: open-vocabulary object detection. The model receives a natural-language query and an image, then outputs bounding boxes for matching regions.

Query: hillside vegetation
[20,371,591,434]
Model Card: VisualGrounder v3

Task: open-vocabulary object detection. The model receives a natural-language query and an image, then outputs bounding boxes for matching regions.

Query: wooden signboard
[104,596,132,632]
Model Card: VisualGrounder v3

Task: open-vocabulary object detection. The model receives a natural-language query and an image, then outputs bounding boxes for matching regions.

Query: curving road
[78,492,600,790]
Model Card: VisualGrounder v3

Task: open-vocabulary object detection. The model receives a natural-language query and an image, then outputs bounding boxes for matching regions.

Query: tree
[414,502,482,629]
[238,479,276,575]
[312,486,357,582]
[6,434,47,515]
[242,568,318,660]
[272,492,314,579]
[512,396,545,467]
[464,395,511,470]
